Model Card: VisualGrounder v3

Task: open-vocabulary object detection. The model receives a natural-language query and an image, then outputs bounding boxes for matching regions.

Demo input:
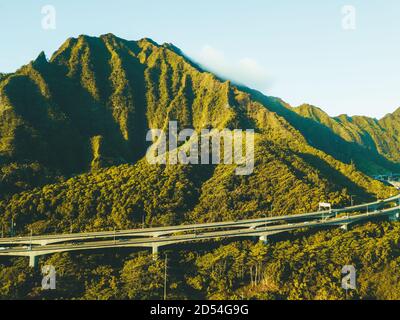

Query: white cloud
[194,45,272,92]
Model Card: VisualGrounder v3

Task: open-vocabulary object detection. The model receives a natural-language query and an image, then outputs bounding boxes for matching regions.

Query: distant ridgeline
[0,34,398,232]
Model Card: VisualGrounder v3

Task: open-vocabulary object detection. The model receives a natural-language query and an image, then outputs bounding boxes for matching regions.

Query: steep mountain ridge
[0,34,307,177]
[2,34,400,301]
[293,103,400,165]
[1,33,399,179]
[0,34,397,233]
[239,90,400,175]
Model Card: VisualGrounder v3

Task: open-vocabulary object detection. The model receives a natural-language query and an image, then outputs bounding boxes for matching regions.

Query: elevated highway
[0,194,399,268]
[1,193,398,246]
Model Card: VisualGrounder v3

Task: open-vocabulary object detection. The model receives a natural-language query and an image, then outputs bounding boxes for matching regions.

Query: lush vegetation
[1,34,399,182]
[1,221,400,300]
[294,103,400,169]
[0,34,399,300]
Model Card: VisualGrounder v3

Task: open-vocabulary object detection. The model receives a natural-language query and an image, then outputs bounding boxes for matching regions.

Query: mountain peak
[294,103,330,120]
[139,37,159,46]
[32,51,48,68]
[99,32,118,39]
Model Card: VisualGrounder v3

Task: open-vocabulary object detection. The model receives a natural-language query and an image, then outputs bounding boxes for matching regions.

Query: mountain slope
[1,33,399,181]
[0,34,396,233]
[292,103,400,167]
[1,34,400,301]
[239,91,400,175]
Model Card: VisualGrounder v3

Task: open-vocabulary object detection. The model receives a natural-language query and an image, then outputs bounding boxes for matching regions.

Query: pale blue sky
[1,0,399,118]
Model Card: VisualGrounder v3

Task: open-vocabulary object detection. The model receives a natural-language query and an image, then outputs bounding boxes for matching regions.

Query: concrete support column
[259,235,268,244]
[389,213,400,222]
[152,244,159,260]
[29,255,39,268]
[340,224,349,231]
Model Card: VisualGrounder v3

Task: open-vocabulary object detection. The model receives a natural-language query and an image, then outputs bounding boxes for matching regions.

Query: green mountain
[1,34,400,300]
[0,33,397,232]
[292,103,400,166]
[1,34,399,180]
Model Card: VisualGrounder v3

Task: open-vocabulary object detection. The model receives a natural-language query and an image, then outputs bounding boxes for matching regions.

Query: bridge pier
[340,224,349,231]
[389,212,400,222]
[259,235,268,244]
[152,244,159,260]
[29,254,39,269]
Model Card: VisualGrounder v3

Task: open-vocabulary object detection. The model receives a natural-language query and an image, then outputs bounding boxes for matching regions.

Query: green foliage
[120,254,165,300]
[0,162,56,199]
[1,222,400,300]
[0,34,400,300]
[0,259,36,299]
[1,33,399,194]
[293,103,400,173]
[82,265,119,300]
[0,161,201,234]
